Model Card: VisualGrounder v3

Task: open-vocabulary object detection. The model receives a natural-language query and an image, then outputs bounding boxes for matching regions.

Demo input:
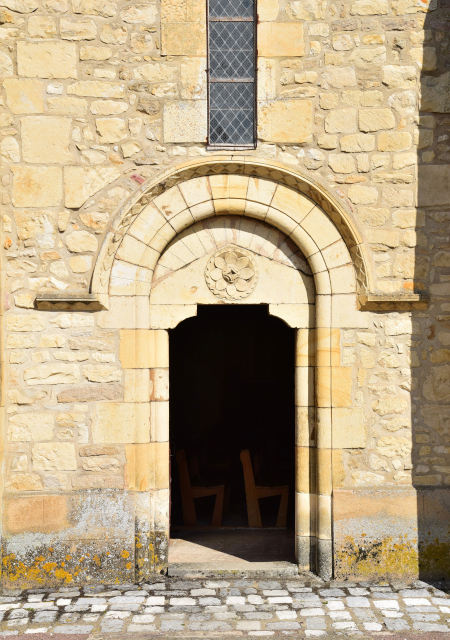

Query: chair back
[240,449,257,492]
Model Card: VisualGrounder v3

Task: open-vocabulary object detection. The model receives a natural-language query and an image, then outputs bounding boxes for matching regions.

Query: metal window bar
[207,0,256,147]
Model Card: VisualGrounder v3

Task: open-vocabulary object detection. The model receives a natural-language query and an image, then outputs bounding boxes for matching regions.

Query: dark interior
[169,304,295,531]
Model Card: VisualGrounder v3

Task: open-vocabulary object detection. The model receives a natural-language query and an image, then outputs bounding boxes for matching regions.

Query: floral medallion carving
[205,246,258,301]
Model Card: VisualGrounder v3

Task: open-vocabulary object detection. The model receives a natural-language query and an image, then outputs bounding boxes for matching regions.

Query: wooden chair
[240,449,289,528]
[176,450,225,527]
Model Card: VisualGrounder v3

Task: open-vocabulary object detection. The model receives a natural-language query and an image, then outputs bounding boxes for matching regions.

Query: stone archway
[92,159,370,580]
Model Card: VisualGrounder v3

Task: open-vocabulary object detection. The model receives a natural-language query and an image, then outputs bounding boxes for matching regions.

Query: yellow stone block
[120,330,169,369]
[259,100,312,143]
[161,23,206,56]
[11,166,62,208]
[271,185,315,224]
[316,366,331,408]
[331,367,352,407]
[332,407,366,448]
[317,448,332,496]
[91,402,151,443]
[124,369,150,403]
[258,23,304,57]
[209,174,249,201]
[125,442,169,490]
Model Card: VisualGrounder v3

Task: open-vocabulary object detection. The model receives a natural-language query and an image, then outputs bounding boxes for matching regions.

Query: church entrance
[168,305,296,568]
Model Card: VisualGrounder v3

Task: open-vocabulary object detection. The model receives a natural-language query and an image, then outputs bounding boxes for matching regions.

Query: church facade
[0,0,450,587]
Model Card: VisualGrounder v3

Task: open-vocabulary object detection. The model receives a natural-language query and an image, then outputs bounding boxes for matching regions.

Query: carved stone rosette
[205,245,258,301]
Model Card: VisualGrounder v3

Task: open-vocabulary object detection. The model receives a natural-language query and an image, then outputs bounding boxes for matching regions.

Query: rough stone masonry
[0,0,450,589]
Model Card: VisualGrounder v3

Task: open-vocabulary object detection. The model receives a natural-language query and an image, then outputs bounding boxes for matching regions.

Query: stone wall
[0,0,449,586]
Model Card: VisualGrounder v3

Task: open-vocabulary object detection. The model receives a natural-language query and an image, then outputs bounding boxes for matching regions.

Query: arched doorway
[92,160,369,581]
[169,305,296,568]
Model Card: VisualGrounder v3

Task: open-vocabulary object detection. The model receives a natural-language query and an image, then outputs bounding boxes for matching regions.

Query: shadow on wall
[415,1,450,583]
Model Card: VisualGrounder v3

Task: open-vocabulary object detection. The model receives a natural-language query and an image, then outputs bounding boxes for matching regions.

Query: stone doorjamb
[92,157,370,580]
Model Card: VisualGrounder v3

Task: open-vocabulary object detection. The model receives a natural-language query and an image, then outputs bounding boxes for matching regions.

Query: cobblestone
[0,577,448,636]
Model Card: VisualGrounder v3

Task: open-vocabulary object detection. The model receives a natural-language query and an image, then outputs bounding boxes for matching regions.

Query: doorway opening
[169,305,296,567]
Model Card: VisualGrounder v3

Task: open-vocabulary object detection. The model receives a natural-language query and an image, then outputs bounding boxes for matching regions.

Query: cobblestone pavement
[0,577,450,637]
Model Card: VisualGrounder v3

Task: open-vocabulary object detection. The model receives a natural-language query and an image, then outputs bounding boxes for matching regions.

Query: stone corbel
[35,292,106,311]
[357,293,429,311]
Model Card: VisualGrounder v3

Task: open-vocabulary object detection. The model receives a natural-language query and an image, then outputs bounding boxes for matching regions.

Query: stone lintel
[36,292,106,311]
[357,293,429,311]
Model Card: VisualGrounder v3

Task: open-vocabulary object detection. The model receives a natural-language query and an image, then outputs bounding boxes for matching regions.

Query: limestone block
[325,109,357,134]
[14,210,57,250]
[366,229,399,247]
[372,395,408,415]
[95,117,127,143]
[328,154,355,174]
[80,45,112,60]
[349,46,386,67]
[350,0,387,12]
[257,0,279,19]
[32,443,77,471]
[97,296,150,329]
[6,474,43,491]
[377,131,411,152]
[347,185,378,204]
[3,78,44,114]
[124,369,150,403]
[6,313,45,332]
[120,3,157,21]
[12,166,62,207]
[67,80,124,98]
[286,0,325,19]
[91,402,150,443]
[258,23,304,56]
[27,15,56,37]
[0,0,37,10]
[332,407,366,448]
[331,367,352,407]
[180,57,207,100]
[259,100,312,143]
[47,96,88,116]
[50,313,94,329]
[83,364,122,382]
[64,166,120,208]
[66,230,98,253]
[163,100,207,143]
[149,368,169,401]
[100,22,127,44]
[134,62,176,83]
[268,304,313,328]
[57,383,122,402]
[72,0,116,16]
[332,294,370,328]
[60,17,96,39]
[149,304,197,329]
[24,363,81,385]
[418,165,450,206]
[0,50,13,76]
[17,41,77,79]
[21,116,73,164]
[377,436,411,458]
[384,317,421,336]
[358,108,395,132]
[351,470,384,486]
[381,187,413,207]
[120,329,169,368]
[1,136,20,162]
[8,412,54,441]
[271,186,315,223]
[410,46,436,71]
[382,65,416,89]
[342,90,383,106]
[339,134,375,153]
[423,365,450,402]
[125,442,169,490]
[82,457,120,471]
[130,32,154,53]
[162,23,206,55]
[150,401,169,442]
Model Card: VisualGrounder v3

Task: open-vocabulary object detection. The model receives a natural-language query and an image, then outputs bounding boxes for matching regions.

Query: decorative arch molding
[91,156,372,307]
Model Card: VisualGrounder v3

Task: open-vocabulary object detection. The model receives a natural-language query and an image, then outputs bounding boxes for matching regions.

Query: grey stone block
[53,625,94,633]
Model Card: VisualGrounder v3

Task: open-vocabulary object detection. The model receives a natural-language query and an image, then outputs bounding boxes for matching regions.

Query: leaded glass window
[208,0,256,147]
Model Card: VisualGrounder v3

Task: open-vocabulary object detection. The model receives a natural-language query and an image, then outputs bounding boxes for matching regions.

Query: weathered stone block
[24,363,81,385]
[64,166,120,208]
[3,78,44,114]
[91,402,151,443]
[8,412,54,442]
[21,116,73,163]
[12,166,62,207]
[258,22,304,56]
[17,41,77,79]
[161,23,206,55]
[325,109,357,133]
[163,100,207,143]
[259,100,313,143]
[32,443,77,471]
[332,407,366,448]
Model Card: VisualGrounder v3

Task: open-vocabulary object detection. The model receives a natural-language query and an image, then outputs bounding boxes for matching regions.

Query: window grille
[208,0,256,147]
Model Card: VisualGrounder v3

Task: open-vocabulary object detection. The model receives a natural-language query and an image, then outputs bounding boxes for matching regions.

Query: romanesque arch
[91,158,371,580]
